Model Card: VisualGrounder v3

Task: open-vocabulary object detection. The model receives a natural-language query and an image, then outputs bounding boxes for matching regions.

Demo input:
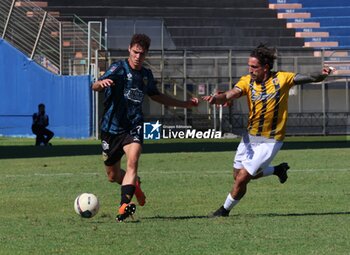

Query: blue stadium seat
[304,36,350,44]
[269,0,350,48]
[269,0,350,74]
[269,0,350,7]
[297,17,350,27]
[297,27,350,36]
[279,7,350,17]
[302,7,350,16]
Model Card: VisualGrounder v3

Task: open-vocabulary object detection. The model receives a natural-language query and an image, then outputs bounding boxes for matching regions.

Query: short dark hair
[250,43,277,70]
[38,103,45,108]
[130,34,151,51]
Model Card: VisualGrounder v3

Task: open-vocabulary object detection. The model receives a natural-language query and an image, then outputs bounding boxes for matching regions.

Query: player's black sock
[120,185,135,206]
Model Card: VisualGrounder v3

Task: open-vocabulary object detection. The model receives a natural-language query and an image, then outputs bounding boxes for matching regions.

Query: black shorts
[101,127,143,166]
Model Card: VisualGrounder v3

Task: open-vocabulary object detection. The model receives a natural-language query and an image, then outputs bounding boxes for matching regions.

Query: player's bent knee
[108,174,123,184]
[236,170,252,185]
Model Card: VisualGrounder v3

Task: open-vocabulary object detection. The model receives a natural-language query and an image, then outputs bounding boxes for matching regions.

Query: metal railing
[1,0,61,73]
[60,15,105,75]
[93,48,350,136]
[0,0,105,75]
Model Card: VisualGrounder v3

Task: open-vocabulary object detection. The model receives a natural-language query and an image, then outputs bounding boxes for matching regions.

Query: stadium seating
[269,0,350,74]
[16,0,350,73]
[35,0,305,49]
[269,0,350,48]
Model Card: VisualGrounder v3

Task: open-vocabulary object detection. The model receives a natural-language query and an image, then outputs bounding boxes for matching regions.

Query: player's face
[248,57,268,83]
[128,44,147,70]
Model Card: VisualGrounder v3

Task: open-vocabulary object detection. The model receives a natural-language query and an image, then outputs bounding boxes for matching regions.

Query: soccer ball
[74,193,99,218]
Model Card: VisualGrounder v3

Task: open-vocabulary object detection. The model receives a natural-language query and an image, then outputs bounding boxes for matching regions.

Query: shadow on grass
[141,211,350,221]
[0,140,349,159]
[141,215,210,220]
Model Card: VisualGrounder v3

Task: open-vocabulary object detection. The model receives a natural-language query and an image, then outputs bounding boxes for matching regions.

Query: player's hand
[215,91,232,107]
[202,95,216,104]
[323,66,335,75]
[98,79,114,88]
[187,98,199,108]
[202,91,232,107]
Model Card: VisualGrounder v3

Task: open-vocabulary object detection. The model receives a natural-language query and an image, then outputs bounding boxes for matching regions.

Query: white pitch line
[3,172,100,178]
[34,173,73,177]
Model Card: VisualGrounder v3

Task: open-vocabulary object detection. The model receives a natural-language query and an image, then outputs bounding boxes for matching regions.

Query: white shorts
[233,133,283,176]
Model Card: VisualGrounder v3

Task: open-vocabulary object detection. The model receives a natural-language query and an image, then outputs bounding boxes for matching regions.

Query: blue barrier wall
[0,39,92,138]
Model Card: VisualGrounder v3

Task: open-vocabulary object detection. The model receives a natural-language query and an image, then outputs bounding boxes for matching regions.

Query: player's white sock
[223,193,240,211]
[263,166,274,177]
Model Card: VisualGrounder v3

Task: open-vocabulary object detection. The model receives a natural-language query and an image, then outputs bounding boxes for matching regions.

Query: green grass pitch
[0,136,349,254]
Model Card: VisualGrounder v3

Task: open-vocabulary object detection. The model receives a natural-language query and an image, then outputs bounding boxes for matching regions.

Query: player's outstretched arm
[150,93,199,108]
[294,66,335,85]
[202,87,242,105]
[92,79,114,91]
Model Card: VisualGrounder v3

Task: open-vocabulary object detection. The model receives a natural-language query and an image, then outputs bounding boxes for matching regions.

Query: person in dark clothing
[32,103,54,146]
[92,33,198,222]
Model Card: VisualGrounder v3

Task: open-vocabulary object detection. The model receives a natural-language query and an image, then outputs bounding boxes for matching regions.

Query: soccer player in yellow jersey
[202,44,334,217]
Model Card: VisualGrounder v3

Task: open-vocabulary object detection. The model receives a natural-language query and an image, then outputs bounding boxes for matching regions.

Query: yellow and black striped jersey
[235,71,295,141]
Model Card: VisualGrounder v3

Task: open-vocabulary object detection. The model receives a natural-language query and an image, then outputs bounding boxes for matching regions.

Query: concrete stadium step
[304,36,350,47]
[314,51,349,57]
[173,36,305,48]
[287,22,320,29]
[269,3,302,9]
[44,7,277,18]
[165,17,288,28]
[48,11,60,17]
[295,27,350,35]
[15,1,48,8]
[310,27,350,37]
[45,0,269,8]
[290,17,350,27]
[269,1,350,50]
[304,41,339,48]
[168,27,296,37]
[40,0,305,49]
[277,12,311,19]
[25,10,60,18]
[295,31,329,38]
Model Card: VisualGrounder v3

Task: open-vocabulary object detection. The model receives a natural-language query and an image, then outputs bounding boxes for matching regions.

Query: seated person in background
[32,103,54,146]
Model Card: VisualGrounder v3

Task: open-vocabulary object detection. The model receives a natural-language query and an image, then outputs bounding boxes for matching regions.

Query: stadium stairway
[23,0,306,49]
[269,0,350,75]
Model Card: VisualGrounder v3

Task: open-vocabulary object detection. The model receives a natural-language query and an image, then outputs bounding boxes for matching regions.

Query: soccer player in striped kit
[92,34,198,222]
[202,44,334,217]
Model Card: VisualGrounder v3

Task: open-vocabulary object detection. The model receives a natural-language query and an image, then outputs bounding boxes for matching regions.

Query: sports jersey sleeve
[280,72,295,89]
[234,75,251,96]
[145,69,160,96]
[98,61,124,81]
